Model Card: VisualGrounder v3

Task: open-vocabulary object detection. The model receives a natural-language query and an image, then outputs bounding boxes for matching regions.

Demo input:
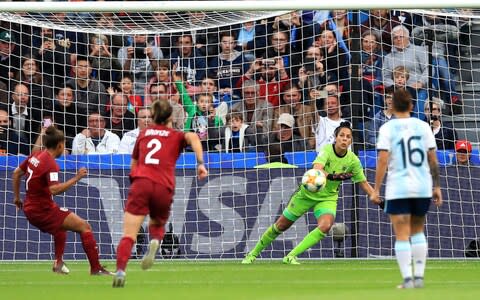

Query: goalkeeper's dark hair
[334,121,352,137]
[44,126,65,149]
[152,100,172,125]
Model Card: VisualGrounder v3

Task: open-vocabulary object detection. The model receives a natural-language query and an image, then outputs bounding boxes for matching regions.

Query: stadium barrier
[1,152,478,260]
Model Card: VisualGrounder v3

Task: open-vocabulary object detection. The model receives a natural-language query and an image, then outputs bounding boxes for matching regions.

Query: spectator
[314,29,350,97]
[0,108,29,155]
[411,13,461,113]
[231,79,273,136]
[144,59,177,106]
[314,93,346,152]
[298,46,326,94]
[8,83,40,145]
[424,97,457,150]
[265,113,305,163]
[34,27,70,88]
[71,112,120,155]
[195,76,229,126]
[15,55,54,115]
[220,111,257,153]
[360,9,401,53]
[183,91,223,151]
[117,33,163,96]
[50,85,88,152]
[383,25,429,121]
[118,107,152,154]
[66,56,108,115]
[93,13,125,58]
[455,139,473,166]
[272,11,311,55]
[107,74,143,114]
[264,30,302,77]
[275,82,317,149]
[149,12,176,58]
[365,87,395,148]
[360,31,384,117]
[237,57,289,107]
[0,30,20,88]
[208,31,249,92]
[186,12,219,57]
[88,34,122,89]
[234,20,269,61]
[104,93,136,139]
[149,82,185,131]
[170,34,207,84]
[0,80,8,107]
[314,10,351,56]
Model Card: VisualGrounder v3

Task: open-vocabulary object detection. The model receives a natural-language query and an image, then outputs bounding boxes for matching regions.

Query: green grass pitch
[0,260,479,300]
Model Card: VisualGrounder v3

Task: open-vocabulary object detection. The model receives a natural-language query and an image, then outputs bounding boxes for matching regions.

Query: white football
[301,169,326,193]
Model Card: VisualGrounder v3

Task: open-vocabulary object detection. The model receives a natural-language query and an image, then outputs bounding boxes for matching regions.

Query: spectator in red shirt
[236,57,289,107]
[113,100,208,288]
[12,126,112,275]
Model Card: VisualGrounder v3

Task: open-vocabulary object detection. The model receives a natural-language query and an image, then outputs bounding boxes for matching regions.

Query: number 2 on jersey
[397,136,425,169]
[145,138,162,164]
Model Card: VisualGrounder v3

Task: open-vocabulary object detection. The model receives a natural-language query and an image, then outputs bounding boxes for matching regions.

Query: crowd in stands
[0,9,476,164]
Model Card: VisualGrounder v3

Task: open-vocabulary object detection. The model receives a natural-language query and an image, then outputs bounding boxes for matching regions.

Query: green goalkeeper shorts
[282,187,337,222]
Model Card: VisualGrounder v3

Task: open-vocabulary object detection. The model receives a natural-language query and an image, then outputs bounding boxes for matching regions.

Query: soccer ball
[301,169,326,193]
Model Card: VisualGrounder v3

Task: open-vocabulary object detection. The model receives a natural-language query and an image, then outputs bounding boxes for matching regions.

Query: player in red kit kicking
[113,100,208,288]
[12,126,113,275]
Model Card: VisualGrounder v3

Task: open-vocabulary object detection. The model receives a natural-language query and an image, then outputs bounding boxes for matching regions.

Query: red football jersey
[130,124,186,189]
[19,150,60,210]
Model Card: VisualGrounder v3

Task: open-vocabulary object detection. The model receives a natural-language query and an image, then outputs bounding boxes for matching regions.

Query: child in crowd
[143,59,177,106]
[221,111,257,153]
[107,73,143,114]
[173,72,223,150]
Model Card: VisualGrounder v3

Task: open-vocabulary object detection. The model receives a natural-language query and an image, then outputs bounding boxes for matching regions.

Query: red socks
[53,230,66,262]
[116,237,135,272]
[149,224,165,241]
[80,231,101,272]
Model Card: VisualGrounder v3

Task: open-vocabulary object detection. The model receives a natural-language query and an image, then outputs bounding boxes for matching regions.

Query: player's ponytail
[334,121,352,137]
[43,126,65,149]
[152,100,173,125]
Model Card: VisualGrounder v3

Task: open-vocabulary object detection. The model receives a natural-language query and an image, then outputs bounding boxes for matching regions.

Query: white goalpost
[0,1,479,261]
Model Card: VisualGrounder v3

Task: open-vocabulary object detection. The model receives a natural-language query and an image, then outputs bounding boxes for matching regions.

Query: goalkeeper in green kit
[242,122,375,264]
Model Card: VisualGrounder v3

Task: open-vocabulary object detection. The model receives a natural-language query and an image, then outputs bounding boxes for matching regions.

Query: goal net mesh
[0,7,479,260]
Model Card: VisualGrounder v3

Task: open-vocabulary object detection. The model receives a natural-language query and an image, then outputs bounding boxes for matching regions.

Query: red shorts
[125,178,173,224]
[23,204,72,235]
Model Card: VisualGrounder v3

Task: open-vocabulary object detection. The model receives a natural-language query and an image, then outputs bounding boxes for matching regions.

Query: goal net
[0,2,479,260]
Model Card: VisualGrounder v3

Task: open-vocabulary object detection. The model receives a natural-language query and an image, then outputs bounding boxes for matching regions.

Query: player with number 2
[113,100,208,288]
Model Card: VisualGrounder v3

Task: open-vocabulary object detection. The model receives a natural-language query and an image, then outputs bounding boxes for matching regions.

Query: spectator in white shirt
[314,93,346,152]
[71,112,120,154]
[118,107,153,154]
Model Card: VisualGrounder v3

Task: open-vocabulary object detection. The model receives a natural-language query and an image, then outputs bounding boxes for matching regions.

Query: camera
[431,115,439,121]
[95,38,105,45]
[134,43,147,58]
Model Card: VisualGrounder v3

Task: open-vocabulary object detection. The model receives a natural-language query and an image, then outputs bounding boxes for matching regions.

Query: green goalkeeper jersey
[304,144,366,201]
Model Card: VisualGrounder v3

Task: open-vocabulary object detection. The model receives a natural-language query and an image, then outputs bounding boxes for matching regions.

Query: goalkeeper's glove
[326,173,353,181]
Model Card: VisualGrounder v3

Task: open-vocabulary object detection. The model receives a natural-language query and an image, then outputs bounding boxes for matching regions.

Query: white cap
[277,113,295,128]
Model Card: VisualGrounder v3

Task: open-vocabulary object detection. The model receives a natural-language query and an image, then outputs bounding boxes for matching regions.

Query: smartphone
[95,38,105,45]
[42,118,52,128]
[262,59,276,66]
